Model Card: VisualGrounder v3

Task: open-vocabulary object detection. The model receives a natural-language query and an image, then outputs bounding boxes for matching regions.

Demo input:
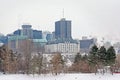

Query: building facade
[21,24,33,39]
[8,35,28,52]
[45,42,80,54]
[13,29,21,35]
[55,18,72,40]
[80,38,97,53]
[42,31,51,40]
[33,30,42,39]
[46,33,53,41]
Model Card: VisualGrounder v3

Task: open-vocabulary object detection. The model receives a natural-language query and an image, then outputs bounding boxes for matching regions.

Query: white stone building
[45,42,80,54]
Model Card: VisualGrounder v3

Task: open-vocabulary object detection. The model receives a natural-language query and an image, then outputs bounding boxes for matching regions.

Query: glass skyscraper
[55,18,72,40]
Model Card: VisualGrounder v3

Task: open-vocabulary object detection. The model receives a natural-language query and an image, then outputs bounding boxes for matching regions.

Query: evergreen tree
[106,46,116,65]
[88,45,99,73]
[74,53,81,63]
[97,46,107,65]
[82,54,88,61]
[89,45,98,64]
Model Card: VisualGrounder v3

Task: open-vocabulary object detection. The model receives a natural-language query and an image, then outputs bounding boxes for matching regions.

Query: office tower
[42,31,51,39]
[33,30,42,39]
[13,29,21,35]
[21,24,33,39]
[46,33,53,41]
[55,18,72,40]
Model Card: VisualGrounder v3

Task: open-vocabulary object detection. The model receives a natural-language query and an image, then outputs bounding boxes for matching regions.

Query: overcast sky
[0,0,120,42]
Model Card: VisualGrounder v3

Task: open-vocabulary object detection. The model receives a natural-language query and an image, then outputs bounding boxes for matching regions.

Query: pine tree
[88,45,98,73]
[89,45,98,64]
[82,54,88,61]
[72,53,89,73]
[97,46,107,65]
[74,53,81,63]
[106,46,116,65]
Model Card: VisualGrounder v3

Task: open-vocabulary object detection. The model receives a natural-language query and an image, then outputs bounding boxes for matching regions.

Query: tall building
[33,30,42,39]
[46,33,53,41]
[42,31,51,40]
[55,18,72,40]
[0,34,8,44]
[8,35,28,52]
[13,29,21,35]
[21,24,33,39]
[52,31,55,40]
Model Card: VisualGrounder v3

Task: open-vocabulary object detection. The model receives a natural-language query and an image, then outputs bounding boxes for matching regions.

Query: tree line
[0,44,119,75]
[70,45,116,74]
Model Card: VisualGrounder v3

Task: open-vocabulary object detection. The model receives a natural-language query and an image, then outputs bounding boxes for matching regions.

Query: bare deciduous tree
[51,53,64,75]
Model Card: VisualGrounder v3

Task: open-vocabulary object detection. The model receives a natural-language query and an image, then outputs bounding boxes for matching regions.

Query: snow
[0,73,120,80]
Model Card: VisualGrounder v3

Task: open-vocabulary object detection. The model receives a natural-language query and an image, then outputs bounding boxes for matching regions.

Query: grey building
[22,24,33,39]
[46,33,53,41]
[0,34,8,44]
[33,30,42,39]
[80,38,97,53]
[13,29,21,35]
[55,18,72,40]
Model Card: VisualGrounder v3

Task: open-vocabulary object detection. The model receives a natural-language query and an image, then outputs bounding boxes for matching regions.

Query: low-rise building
[45,40,80,54]
[80,38,97,53]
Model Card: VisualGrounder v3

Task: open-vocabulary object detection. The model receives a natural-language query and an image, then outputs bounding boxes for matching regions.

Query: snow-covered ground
[0,73,120,80]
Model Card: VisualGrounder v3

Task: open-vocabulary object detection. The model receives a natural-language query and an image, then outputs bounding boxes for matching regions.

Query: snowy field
[0,73,120,80]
